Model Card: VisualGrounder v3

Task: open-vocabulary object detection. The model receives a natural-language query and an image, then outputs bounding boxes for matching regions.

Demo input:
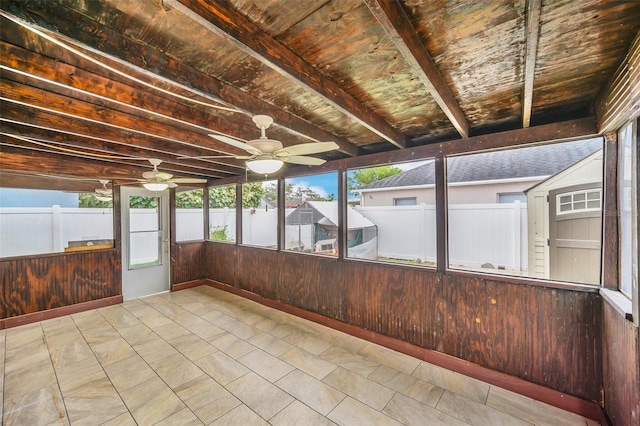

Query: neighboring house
[526,149,604,284]
[354,138,603,206]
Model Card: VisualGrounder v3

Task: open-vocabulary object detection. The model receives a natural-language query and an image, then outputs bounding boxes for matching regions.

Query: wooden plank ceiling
[1,0,639,192]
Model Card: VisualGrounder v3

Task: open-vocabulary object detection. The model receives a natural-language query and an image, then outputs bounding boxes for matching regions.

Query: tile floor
[1,285,599,425]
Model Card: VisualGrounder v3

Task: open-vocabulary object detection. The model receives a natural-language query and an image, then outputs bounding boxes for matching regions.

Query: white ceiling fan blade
[282,156,326,166]
[209,134,261,155]
[275,141,339,157]
[167,178,208,184]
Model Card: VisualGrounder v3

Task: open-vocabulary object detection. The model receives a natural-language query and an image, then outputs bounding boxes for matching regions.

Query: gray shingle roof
[358,138,602,190]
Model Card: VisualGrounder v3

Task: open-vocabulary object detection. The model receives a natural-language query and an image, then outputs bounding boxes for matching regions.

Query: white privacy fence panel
[356,203,528,272]
[242,208,278,247]
[209,208,237,242]
[284,224,315,251]
[355,205,437,263]
[175,209,205,241]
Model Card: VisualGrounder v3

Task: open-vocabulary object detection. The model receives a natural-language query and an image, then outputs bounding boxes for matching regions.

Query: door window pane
[619,121,637,297]
[447,138,603,285]
[129,195,161,269]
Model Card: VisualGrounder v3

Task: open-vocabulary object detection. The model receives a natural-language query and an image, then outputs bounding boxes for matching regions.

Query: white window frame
[556,189,602,215]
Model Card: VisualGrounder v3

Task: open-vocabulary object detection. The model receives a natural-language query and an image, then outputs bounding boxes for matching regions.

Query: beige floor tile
[383,392,470,426]
[175,375,241,423]
[103,354,158,392]
[319,345,380,377]
[185,319,226,341]
[210,332,257,358]
[134,337,179,363]
[91,337,138,366]
[147,321,190,342]
[436,390,531,426]
[4,339,49,371]
[78,324,121,346]
[283,330,332,355]
[238,348,295,382]
[5,322,44,348]
[276,369,346,415]
[270,400,337,426]
[358,343,420,375]
[412,362,490,404]
[279,347,337,380]
[328,396,403,426]
[219,318,262,340]
[4,362,57,401]
[98,305,141,329]
[211,404,269,425]
[56,357,106,396]
[3,385,67,426]
[195,350,250,385]
[72,310,109,329]
[247,332,295,357]
[48,340,95,369]
[168,333,218,361]
[371,365,445,407]
[101,411,137,426]
[320,328,369,354]
[323,367,396,411]
[64,377,128,425]
[486,386,593,426]
[149,352,205,389]
[117,323,157,346]
[225,372,295,420]
[155,407,204,425]
[120,377,185,425]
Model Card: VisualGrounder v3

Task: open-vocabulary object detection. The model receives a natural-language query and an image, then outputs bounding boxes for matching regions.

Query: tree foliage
[176,189,203,208]
[347,165,402,192]
[263,182,333,203]
[78,193,112,208]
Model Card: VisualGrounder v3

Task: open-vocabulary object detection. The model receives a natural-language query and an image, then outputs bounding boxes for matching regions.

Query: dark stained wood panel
[236,246,279,299]
[171,242,205,284]
[602,299,640,426]
[205,242,238,287]
[0,250,120,318]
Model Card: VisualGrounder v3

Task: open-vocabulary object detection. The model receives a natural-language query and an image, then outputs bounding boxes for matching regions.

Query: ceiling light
[143,182,169,191]
[246,158,283,175]
[95,195,113,202]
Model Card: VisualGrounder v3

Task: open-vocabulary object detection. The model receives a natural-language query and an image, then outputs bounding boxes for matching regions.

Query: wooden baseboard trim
[172,279,209,292]
[1,296,123,330]
[198,280,607,424]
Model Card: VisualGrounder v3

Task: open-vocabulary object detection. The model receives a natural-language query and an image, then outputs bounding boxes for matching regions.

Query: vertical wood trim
[113,183,123,295]
[634,121,640,325]
[338,169,347,260]
[203,186,209,240]
[522,0,542,127]
[277,178,285,250]
[169,188,177,245]
[602,133,619,290]
[236,183,242,245]
[435,154,447,272]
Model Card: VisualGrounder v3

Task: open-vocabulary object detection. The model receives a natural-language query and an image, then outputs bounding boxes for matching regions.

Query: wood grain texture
[205,242,238,289]
[171,242,205,284]
[0,250,120,319]
[602,299,640,426]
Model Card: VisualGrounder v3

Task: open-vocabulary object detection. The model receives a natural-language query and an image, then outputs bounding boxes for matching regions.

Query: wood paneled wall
[603,300,640,425]
[205,241,602,402]
[0,249,120,319]
[171,241,205,284]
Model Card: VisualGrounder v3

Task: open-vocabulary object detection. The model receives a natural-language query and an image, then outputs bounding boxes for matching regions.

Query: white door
[121,186,170,300]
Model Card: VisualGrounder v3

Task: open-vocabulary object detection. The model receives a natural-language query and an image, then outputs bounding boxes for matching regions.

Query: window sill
[600,288,633,322]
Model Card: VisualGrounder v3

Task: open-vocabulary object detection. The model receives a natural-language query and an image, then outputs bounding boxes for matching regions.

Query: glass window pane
[208,184,236,243]
[284,172,338,254]
[128,195,161,269]
[0,188,114,257]
[447,138,603,285]
[619,121,636,297]
[176,188,204,241]
[347,161,436,265]
[242,180,277,248]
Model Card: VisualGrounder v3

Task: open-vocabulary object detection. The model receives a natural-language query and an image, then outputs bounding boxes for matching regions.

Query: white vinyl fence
[355,202,528,273]
[1,204,527,273]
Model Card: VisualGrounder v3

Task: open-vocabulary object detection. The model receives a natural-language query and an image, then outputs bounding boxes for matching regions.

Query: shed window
[394,197,417,206]
[556,190,601,215]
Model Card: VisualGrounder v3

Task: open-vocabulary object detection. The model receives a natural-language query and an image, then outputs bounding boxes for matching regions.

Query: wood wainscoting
[205,241,603,410]
[0,249,121,328]
[171,241,206,286]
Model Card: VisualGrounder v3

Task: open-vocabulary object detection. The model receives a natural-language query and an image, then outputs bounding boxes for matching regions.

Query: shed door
[549,184,602,284]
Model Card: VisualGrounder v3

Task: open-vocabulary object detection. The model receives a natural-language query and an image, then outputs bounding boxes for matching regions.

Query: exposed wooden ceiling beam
[165,0,408,149]
[522,0,542,128]
[364,0,469,139]
[0,7,358,156]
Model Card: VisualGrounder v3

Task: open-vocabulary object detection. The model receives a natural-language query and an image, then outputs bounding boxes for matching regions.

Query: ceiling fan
[181,115,339,175]
[139,158,207,191]
[94,179,113,201]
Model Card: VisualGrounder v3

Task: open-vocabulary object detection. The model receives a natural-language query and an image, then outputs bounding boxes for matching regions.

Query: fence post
[52,204,62,252]
[513,201,521,272]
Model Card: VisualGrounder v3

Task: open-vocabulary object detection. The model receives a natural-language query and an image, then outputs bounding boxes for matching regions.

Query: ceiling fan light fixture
[95,195,113,202]
[143,182,169,191]
[246,158,283,175]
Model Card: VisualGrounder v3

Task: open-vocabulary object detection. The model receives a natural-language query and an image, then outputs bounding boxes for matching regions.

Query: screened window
[619,121,637,298]
[447,138,603,285]
[347,161,436,265]
[175,188,204,241]
[284,172,338,254]
[0,188,114,257]
[242,180,277,248]
[208,184,236,243]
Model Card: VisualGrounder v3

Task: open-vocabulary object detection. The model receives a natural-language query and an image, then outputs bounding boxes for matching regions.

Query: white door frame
[121,186,170,300]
